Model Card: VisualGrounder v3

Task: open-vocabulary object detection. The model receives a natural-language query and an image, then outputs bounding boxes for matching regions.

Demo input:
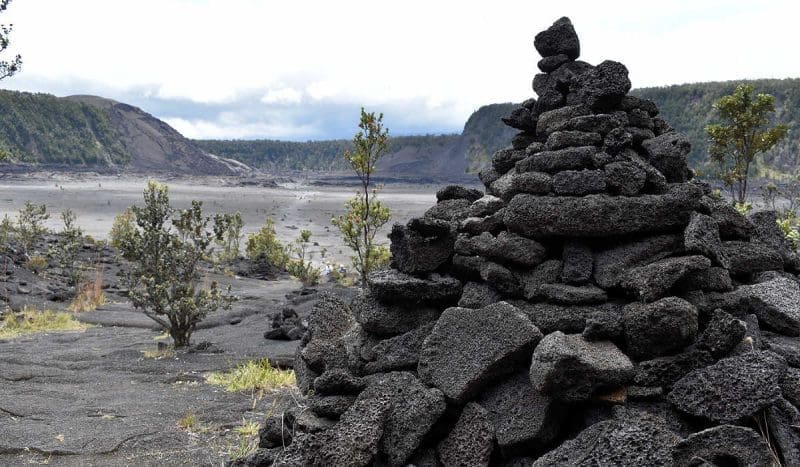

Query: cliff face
[66,95,249,175]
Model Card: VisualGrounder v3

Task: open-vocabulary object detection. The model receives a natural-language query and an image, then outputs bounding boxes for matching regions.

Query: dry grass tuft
[0,306,91,340]
[206,359,295,394]
[69,267,106,312]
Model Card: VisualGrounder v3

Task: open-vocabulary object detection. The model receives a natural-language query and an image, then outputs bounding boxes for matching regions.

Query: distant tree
[706,84,789,204]
[332,108,391,285]
[119,181,234,347]
[212,211,244,262]
[0,0,22,80]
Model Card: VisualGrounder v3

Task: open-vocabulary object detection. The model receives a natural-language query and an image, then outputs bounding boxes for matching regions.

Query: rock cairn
[244,17,800,466]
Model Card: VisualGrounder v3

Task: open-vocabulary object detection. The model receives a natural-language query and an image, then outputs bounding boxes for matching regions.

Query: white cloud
[261,87,303,104]
[164,117,318,140]
[2,0,799,139]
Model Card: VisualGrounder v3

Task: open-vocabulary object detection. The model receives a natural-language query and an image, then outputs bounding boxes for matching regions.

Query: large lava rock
[418,302,542,403]
[668,351,787,423]
[504,184,702,238]
[529,331,634,401]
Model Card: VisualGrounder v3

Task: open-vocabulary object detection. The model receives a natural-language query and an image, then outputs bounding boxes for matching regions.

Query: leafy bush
[0,214,14,253]
[285,229,321,286]
[118,181,235,347]
[245,218,289,267]
[49,209,84,286]
[68,267,105,312]
[109,208,136,251]
[213,211,244,262]
[16,201,48,255]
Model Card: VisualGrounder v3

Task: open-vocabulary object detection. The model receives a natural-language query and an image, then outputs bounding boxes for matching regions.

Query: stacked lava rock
[243,17,800,466]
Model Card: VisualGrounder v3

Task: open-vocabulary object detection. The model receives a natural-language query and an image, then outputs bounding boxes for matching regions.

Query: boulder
[435,185,483,203]
[534,17,580,59]
[620,95,659,116]
[315,389,394,466]
[705,198,755,239]
[671,425,773,467]
[515,301,621,335]
[536,104,591,135]
[695,309,746,358]
[552,169,607,196]
[418,302,542,403]
[367,270,462,306]
[307,394,357,419]
[582,307,624,341]
[351,292,439,336]
[370,372,446,466]
[530,331,634,401]
[313,369,366,396]
[388,223,454,274]
[490,170,552,201]
[641,132,691,183]
[502,106,538,132]
[566,113,627,135]
[520,259,563,300]
[533,412,680,466]
[480,261,522,296]
[538,283,608,305]
[457,281,501,309]
[593,235,683,288]
[603,127,633,155]
[749,210,798,267]
[604,161,646,196]
[634,350,715,389]
[780,367,800,407]
[467,195,504,217]
[620,255,710,302]
[764,332,800,367]
[504,184,702,238]
[561,240,592,284]
[668,351,787,423]
[362,323,435,374]
[545,130,602,150]
[683,212,729,268]
[739,277,800,336]
[515,146,596,173]
[678,267,733,292]
[722,240,783,276]
[492,148,528,175]
[437,403,495,467]
[576,60,631,109]
[537,54,570,73]
[623,297,699,359]
[424,199,471,223]
[766,397,800,466]
[478,372,562,452]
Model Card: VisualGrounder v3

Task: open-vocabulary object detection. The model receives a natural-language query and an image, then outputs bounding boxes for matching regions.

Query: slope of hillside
[0,90,246,175]
[0,90,130,166]
[632,78,800,174]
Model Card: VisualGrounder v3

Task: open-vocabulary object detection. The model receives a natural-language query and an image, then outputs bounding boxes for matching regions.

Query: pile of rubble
[244,17,800,466]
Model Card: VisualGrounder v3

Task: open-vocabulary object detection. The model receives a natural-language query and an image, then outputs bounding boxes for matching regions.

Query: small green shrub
[245,218,289,267]
[17,202,49,255]
[286,229,321,286]
[213,211,244,262]
[49,210,84,286]
[0,214,14,253]
[109,208,136,251]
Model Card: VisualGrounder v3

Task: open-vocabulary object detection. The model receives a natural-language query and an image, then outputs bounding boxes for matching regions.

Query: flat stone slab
[418,302,542,403]
[504,184,702,238]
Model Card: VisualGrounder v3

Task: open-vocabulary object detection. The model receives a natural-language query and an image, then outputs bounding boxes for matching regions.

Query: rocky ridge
[244,17,800,466]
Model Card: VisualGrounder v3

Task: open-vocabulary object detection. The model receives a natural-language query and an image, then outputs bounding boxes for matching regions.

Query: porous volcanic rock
[283,16,800,466]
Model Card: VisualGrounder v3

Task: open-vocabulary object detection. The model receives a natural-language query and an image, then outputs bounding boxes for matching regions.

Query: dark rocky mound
[237,17,800,466]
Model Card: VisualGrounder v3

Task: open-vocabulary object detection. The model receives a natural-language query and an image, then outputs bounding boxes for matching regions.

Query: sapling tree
[50,209,84,286]
[213,211,244,262]
[706,85,788,205]
[17,201,48,256]
[0,0,22,81]
[332,108,391,285]
[119,181,234,347]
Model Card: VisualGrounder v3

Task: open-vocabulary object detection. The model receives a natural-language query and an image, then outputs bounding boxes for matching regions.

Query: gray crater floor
[0,277,302,466]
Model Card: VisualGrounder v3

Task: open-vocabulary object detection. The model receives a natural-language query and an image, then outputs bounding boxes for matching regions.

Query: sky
[2,0,799,141]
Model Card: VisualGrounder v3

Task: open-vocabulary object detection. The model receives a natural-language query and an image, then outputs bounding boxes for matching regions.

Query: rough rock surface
[530,331,634,401]
[283,16,800,466]
[418,302,542,403]
[668,351,787,423]
[671,425,773,467]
